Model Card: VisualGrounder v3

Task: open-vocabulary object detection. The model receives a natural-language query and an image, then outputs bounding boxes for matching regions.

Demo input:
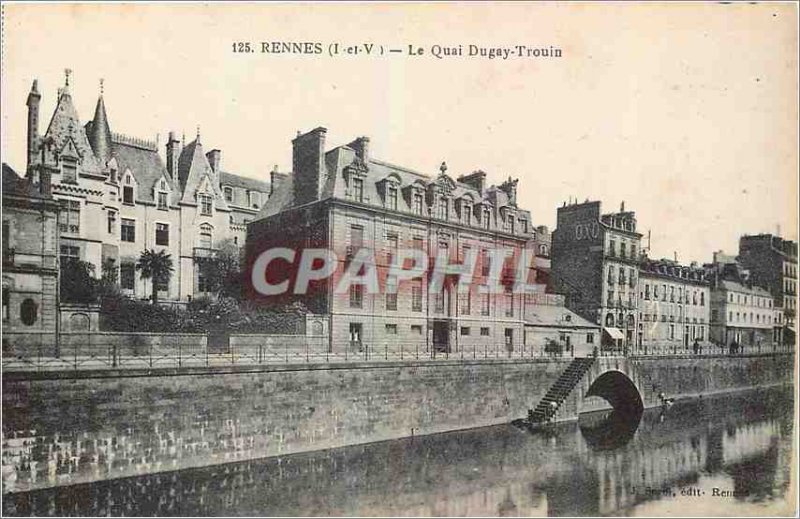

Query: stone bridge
[536,354,794,424]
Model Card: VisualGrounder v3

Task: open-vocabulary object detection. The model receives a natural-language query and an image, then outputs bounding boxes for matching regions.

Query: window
[350,284,363,308]
[670,286,675,302]
[2,288,9,320]
[461,202,471,225]
[58,200,81,234]
[480,327,490,336]
[669,324,675,340]
[200,194,213,215]
[60,245,79,260]
[198,272,210,293]
[386,185,398,210]
[631,244,637,259]
[349,323,362,344]
[433,288,444,313]
[62,160,77,183]
[120,263,135,290]
[438,196,448,220]
[250,191,260,209]
[121,219,136,242]
[158,192,168,210]
[620,242,627,258]
[155,275,168,293]
[608,289,615,306]
[352,178,364,202]
[481,250,490,277]
[411,325,423,335]
[661,284,667,301]
[480,291,490,316]
[413,193,423,215]
[411,280,423,312]
[609,240,616,257]
[123,185,134,204]
[386,278,397,311]
[645,284,650,300]
[155,223,169,246]
[224,187,233,202]
[199,225,212,249]
[349,225,364,251]
[460,327,470,336]
[586,333,594,344]
[385,324,398,335]
[107,210,117,234]
[386,233,398,265]
[458,286,470,315]
[483,208,491,229]
[504,289,513,317]
[20,298,37,326]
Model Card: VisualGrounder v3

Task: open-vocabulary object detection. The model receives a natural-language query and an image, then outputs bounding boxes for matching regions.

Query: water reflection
[578,407,642,451]
[2,386,794,517]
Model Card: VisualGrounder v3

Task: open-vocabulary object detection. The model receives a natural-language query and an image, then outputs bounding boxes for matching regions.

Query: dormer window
[62,158,78,183]
[249,190,260,209]
[224,186,233,203]
[122,174,135,204]
[413,192,423,215]
[437,196,449,220]
[482,207,491,229]
[460,200,471,226]
[352,177,364,202]
[386,184,398,211]
[200,194,213,215]
[158,192,168,210]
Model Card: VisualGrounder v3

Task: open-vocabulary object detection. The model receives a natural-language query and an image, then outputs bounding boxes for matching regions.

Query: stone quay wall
[2,353,793,494]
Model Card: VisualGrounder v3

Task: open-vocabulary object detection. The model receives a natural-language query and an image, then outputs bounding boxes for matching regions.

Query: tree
[135,249,174,305]
[60,258,100,304]
[196,238,243,299]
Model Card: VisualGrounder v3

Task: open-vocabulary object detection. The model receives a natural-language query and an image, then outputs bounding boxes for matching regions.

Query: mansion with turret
[21,72,271,303]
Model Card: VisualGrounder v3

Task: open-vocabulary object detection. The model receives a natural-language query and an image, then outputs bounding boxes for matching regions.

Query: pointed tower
[88,79,113,164]
[26,79,41,170]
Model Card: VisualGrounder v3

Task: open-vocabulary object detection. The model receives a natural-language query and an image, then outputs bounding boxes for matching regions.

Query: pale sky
[2,3,797,264]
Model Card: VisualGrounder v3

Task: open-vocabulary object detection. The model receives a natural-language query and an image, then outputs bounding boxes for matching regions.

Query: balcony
[193,247,218,260]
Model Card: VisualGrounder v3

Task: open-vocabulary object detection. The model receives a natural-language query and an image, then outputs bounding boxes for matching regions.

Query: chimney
[348,137,370,163]
[26,79,41,171]
[457,171,487,193]
[206,149,221,174]
[165,131,180,179]
[292,127,327,205]
[499,177,519,206]
[39,165,52,196]
[270,165,287,197]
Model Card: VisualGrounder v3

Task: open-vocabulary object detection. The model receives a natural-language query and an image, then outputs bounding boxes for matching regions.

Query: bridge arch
[585,369,644,419]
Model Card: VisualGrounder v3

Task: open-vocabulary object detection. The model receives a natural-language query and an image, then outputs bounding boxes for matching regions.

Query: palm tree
[136,249,174,305]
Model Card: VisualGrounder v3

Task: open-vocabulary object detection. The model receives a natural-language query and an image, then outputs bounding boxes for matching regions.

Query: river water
[3,386,795,517]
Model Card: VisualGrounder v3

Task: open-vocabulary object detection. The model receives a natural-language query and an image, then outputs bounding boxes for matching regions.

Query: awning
[603,327,624,340]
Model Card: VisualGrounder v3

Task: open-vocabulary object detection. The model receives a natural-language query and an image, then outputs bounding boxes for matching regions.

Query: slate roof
[524,304,599,329]
[111,140,178,203]
[257,139,534,229]
[176,137,230,209]
[41,88,104,175]
[2,163,50,200]
[219,171,270,192]
[720,280,772,297]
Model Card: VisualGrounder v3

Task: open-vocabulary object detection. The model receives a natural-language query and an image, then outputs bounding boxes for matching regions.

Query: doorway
[433,320,450,353]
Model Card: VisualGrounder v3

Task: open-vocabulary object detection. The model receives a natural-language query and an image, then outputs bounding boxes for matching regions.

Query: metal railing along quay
[1,335,793,373]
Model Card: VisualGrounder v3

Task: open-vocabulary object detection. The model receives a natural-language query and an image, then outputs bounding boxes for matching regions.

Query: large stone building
[636,258,710,354]
[2,163,60,352]
[737,233,797,344]
[550,200,643,351]
[21,72,270,303]
[247,127,538,354]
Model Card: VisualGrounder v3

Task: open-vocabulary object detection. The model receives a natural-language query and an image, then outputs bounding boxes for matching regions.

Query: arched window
[605,313,615,327]
[20,298,37,326]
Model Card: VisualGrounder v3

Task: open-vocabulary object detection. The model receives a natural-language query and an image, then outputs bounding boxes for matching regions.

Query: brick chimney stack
[165,131,180,179]
[292,127,327,205]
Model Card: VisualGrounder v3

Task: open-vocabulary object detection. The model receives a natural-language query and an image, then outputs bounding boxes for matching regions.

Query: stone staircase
[528,357,596,424]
